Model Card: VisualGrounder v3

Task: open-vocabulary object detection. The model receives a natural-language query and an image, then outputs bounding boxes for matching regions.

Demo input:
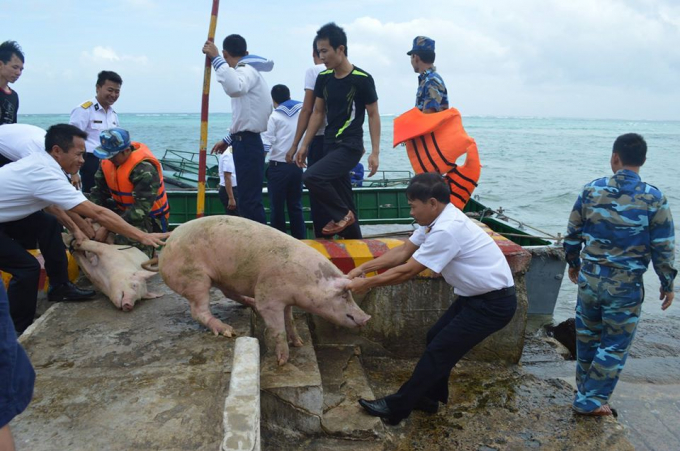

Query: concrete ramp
[13,280,251,451]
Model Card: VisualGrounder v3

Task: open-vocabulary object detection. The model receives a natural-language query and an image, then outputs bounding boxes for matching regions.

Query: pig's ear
[133,270,157,281]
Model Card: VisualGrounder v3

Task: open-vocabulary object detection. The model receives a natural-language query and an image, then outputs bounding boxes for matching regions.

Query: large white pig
[158,216,371,365]
[68,238,162,311]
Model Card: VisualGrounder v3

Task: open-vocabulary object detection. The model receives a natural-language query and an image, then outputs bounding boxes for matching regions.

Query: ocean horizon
[17,113,680,323]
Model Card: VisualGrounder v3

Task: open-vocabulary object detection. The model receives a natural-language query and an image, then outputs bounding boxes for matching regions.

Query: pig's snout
[122,302,134,312]
[346,313,371,327]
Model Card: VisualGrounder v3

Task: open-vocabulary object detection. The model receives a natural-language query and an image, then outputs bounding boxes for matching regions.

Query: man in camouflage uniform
[90,128,169,257]
[407,36,448,114]
[564,133,676,416]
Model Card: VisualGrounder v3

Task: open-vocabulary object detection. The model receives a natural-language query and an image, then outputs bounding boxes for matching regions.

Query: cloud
[80,46,149,66]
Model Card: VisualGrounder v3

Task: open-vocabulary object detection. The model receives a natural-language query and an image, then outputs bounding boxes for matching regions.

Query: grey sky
[4,0,680,119]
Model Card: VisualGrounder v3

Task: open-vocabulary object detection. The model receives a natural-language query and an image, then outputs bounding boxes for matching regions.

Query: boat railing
[353,170,414,188]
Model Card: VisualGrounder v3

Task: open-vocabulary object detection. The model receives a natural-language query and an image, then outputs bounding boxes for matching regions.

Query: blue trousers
[267,161,306,239]
[573,262,642,413]
[231,132,266,224]
[0,283,35,428]
[385,291,517,418]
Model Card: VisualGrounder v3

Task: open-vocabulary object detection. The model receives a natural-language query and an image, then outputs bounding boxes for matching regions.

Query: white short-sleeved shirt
[0,123,45,161]
[305,64,326,136]
[0,151,87,223]
[218,150,237,187]
[410,204,514,297]
[69,97,120,154]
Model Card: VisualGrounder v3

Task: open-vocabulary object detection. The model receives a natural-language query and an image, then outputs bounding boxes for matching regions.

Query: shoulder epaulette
[80,101,93,109]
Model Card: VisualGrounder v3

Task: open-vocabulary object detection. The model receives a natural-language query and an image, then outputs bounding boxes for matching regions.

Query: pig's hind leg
[284,305,303,347]
[257,299,289,365]
[173,278,235,338]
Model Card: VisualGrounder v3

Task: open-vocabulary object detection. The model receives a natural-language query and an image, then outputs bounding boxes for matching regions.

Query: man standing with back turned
[203,35,272,224]
[408,36,448,113]
[564,133,676,416]
[297,22,381,238]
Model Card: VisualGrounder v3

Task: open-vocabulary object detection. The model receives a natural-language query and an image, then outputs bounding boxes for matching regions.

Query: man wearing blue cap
[90,128,170,256]
[408,36,449,114]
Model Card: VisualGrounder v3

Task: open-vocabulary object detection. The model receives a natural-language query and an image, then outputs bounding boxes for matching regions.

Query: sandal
[573,404,617,417]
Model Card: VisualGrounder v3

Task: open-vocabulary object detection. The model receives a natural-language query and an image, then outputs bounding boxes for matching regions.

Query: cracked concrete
[13,279,251,451]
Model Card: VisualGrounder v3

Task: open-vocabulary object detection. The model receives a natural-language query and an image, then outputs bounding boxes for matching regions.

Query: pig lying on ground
[158,216,371,365]
[65,236,162,311]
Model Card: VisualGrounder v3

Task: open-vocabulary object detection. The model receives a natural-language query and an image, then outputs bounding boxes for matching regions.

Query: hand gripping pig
[158,216,371,365]
[67,237,162,311]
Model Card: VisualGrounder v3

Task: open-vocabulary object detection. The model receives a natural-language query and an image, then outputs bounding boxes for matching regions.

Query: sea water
[19,113,680,322]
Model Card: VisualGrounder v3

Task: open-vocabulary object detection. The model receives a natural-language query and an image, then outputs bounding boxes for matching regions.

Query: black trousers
[307,135,333,238]
[80,152,101,194]
[302,141,362,239]
[218,185,240,217]
[385,290,517,417]
[0,211,69,334]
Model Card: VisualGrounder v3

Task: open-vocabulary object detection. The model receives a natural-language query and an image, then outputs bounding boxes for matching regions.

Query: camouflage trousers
[112,216,163,258]
[572,262,643,413]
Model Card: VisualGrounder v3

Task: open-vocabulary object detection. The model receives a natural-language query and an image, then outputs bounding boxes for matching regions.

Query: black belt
[231,131,258,141]
[477,286,515,301]
[268,160,288,167]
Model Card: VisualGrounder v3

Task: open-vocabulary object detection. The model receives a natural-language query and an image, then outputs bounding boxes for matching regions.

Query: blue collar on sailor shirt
[274,100,303,117]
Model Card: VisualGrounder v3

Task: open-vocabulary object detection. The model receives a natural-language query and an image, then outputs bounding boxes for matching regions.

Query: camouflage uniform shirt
[90,160,162,255]
[416,68,448,113]
[564,169,677,292]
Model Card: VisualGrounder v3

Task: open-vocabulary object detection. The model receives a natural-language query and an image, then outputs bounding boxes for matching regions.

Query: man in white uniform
[69,70,122,193]
[202,35,272,224]
[0,124,167,334]
[347,173,517,425]
[217,147,238,216]
[262,84,305,239]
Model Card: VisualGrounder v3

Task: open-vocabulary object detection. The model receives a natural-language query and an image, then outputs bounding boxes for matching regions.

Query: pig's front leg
[258,302,289,365]
[188,290,234,338]
[284,305,303,348]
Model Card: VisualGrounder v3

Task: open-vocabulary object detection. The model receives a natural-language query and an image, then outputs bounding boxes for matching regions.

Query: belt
[268,160,288,167]
[477,286,516,301]
[231,131,258,141]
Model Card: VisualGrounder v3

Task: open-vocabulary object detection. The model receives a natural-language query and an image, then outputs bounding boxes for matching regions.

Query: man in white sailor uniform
[69,70,122,193]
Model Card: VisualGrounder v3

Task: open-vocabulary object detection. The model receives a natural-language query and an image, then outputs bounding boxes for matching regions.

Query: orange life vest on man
[101,142,170,230]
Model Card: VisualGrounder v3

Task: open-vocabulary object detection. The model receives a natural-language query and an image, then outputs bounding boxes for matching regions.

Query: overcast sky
[4,0,680,120]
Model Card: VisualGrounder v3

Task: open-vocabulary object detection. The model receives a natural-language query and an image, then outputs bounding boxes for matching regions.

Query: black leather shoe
[48,282,96,302]
[414,397,439,414]
[358,398,404,425]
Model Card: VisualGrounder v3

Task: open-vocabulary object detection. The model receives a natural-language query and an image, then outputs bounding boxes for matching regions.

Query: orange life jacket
[101,142,170,230]
[393,107,482,209]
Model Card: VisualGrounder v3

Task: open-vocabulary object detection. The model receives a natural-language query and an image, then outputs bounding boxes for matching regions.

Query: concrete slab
[316,345,384,439]
[222,337,261,451]
[13,280,252,451]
